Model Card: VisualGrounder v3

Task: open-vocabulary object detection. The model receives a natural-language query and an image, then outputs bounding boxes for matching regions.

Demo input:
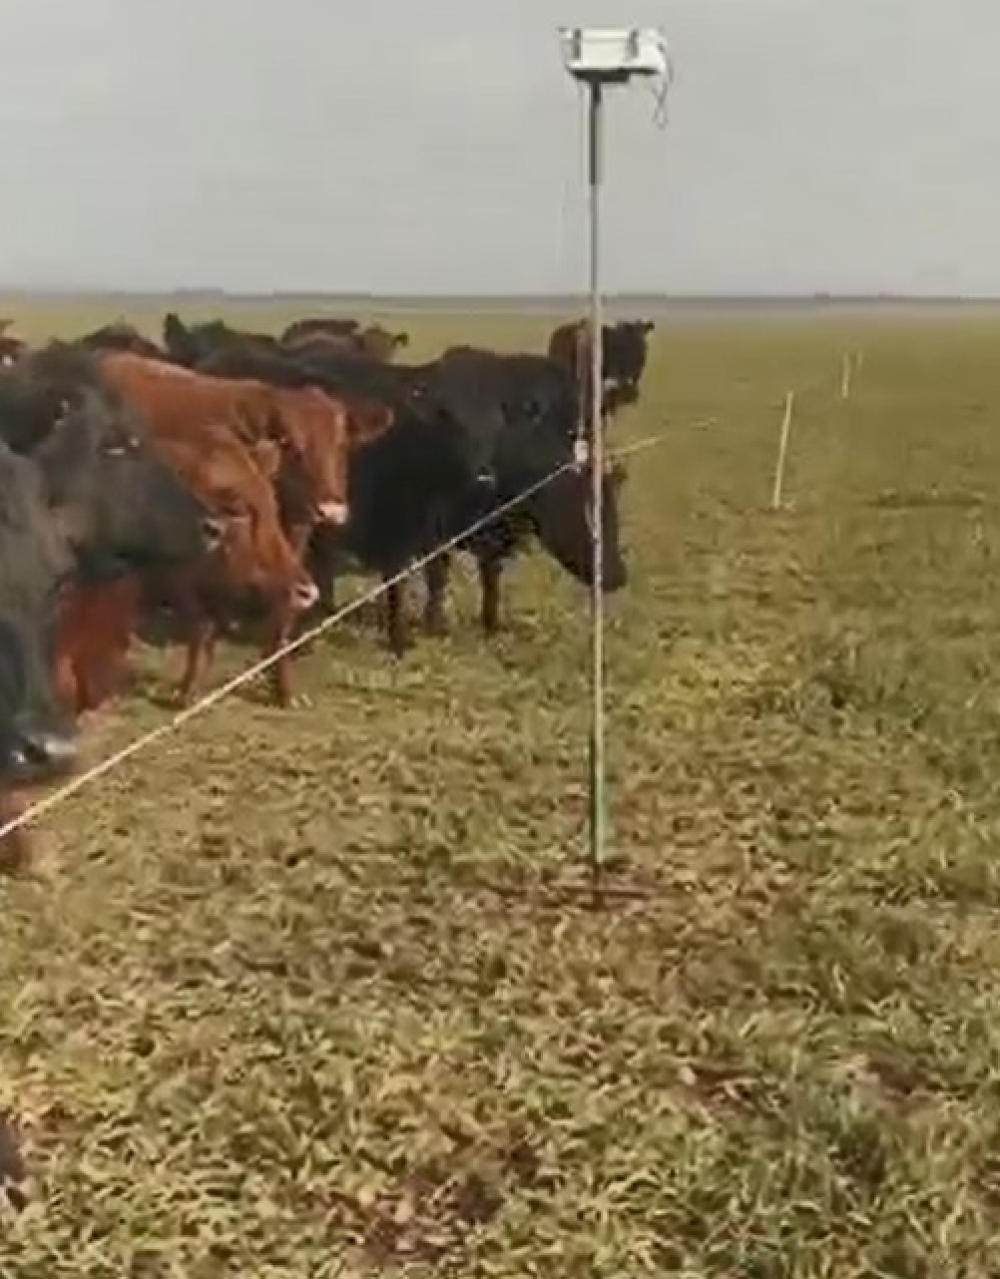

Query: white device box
[559,27,669,81]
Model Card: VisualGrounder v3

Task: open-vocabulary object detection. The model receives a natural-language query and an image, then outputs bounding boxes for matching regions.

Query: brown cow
[53,576,143,715]
[547,320,586,375]
[147,425,319,707]
[546,317,652,412]
[94,354,397,705]
[49,421,319,711]
[96,352,353,532]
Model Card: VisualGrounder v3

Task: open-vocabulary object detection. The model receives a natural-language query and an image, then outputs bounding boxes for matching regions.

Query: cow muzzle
[291,579,320,612]
[316,500,350,526]
[7,727,79,782]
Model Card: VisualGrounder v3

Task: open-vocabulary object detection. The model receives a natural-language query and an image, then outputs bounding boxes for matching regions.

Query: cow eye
[216,492,249,518]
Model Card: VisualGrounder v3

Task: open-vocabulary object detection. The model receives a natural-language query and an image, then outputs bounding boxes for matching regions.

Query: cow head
[0,443,78,782]
[267,389,353,530]
[162,312,199,366]
[179,426,318,614]
[36,390,221,576]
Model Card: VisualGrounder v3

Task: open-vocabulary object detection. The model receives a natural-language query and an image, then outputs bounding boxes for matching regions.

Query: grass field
[4,303,1000,1275]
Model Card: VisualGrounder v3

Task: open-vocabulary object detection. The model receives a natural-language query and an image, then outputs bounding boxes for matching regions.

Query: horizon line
[2,288,1000,305]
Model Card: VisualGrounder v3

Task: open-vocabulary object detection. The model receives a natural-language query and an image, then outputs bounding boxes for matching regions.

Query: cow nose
[316,500,349,526]
[8,727,79,780]
[291,579,320,611]
[201,515,225,550]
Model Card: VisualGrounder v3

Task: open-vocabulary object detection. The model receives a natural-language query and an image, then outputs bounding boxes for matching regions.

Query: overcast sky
[0,0,995,295]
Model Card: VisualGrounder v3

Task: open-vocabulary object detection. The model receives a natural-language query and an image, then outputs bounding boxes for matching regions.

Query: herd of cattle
[0,309,657,1204]
[0,309,656,816]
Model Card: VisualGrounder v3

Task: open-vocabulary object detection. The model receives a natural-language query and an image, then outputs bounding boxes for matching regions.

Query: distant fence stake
[841,348,863,399]
[770,390,795,510]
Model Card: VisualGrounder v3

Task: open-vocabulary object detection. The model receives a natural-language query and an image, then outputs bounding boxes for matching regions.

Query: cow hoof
[386,631,412,658]
[0,830,31,877]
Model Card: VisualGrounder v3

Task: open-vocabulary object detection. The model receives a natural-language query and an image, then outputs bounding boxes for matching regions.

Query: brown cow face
[273,392,351,528]
[194,439,317,612]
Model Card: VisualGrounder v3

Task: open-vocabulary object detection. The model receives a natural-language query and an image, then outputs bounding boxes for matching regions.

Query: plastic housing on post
[558,27,669,82]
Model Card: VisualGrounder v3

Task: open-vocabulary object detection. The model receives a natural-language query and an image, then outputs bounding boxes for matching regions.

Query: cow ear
[251,438,281,478]
[49,504,89,546]
[348,401,392,446]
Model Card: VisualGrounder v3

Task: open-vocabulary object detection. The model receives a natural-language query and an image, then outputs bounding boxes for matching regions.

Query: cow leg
[313,560,337,616]
[423,553,451,636]
[75,637,128,716]
[478,555,503,636]
[306,524,339,617]
[264,606,298,708]
[384,574,411,656]
[74,657,100,715]
[88,644,131,711]
[53,650,79,717]
[174,612,217,707]
[0,791,30,876]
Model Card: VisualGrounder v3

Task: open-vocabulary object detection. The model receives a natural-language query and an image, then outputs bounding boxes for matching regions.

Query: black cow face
[36,392,218,575]
[0,444,78,782]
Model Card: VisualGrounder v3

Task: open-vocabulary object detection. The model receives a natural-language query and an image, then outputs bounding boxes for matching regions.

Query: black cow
[547,317,655,404]
[0,340,220,592]
[162,313,278,367]
[0,340,127,453]
[78,321,165,360]
[306,344,628,647]
[281,316,360,344]
[26,388,221,579]
[417,347,627,637]
[0,440,78,781]
[606,319,655,392]
[0,345,222,726]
